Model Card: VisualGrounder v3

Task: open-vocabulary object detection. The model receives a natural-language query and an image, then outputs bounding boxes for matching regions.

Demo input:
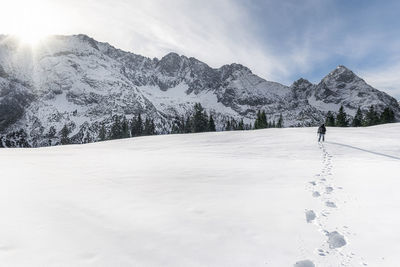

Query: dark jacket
[318,125,326,134]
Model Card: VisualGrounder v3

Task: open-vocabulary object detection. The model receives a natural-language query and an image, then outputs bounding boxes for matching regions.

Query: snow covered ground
[1,124,399,266]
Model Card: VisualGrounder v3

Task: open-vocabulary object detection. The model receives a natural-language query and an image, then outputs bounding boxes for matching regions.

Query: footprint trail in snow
[295,142,368,266]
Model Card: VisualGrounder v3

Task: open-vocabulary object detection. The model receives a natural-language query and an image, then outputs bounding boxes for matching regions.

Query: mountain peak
[292,78,313,88]
[219,63,251,74]
[329,65,353,75]
[157,52,186,76]
[162,52,181,60]
[323,65,358,84]
[336,64,350,70]
[72,34,100,50]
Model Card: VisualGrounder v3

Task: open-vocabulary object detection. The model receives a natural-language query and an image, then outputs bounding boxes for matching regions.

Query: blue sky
[1,0,400,98]
[245,0,400,93]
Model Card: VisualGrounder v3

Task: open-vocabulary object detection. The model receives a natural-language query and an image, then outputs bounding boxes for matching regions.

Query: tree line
[6,102,397,147]
[170,103,277,133]
[325,105,396,127]
[254,110,283,129]
[98,114,156,141]
[171,103,217,134]
[58,114,156,145]
[58,103,283,145]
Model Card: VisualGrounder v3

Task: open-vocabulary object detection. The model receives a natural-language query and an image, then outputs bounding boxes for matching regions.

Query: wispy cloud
[84,0,290,81]
[361,63,400,99]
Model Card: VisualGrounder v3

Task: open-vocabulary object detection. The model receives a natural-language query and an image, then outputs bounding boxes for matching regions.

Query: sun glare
[2,0,60,47]
[14,31,49,46]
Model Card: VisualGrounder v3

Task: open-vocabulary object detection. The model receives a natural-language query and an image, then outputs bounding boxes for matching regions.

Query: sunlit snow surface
[1,124,399,266]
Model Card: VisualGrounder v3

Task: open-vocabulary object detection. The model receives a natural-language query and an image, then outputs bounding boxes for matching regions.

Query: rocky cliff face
[0,34,399,147]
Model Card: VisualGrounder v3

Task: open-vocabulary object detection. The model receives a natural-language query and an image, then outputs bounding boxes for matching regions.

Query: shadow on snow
[326,141,400,161]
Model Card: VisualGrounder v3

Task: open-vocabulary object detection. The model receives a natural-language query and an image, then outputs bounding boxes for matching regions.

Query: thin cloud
[55,0,290,81]
[361,64,400,99]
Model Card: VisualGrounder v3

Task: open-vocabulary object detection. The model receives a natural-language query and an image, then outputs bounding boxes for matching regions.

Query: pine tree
[352,107,363,127]
[208,115,216,131]
[225,119,232,131]
[192,103,208,132]
[254,110,268,129]
[254,111,261,129]
[60,124,70,145]
[121,116,130,138]
[380,107,395,124]
[277,114,284,128]
[261,111,268,128]
[180,117,185,133]
[336,106,348,127]
[238,119,244,130]
[131,114,143,136]
[171,116,185,134]
[136,113,144,136]
[143,118,156,135]
[325,111,336,126]
[144,118,150,135]
[231,118,238,130]
[184,116,192,133]
[98,123,107,141]
[176,116,185,133]
[365,105,379,126]
[110,115,122,139]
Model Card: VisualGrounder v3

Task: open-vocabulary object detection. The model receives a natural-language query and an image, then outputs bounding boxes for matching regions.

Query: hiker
[317,124,326,142]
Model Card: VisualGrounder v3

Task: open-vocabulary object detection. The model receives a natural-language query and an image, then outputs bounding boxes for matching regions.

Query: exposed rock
[0,34,398,147]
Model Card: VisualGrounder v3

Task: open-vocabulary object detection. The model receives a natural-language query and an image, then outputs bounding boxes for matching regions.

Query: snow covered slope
[0,34,399,147]
[1,124,399,266]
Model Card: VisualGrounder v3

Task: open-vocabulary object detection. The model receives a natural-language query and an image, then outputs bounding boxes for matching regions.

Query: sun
[2,0,58,47]
[10,15,53,47]
[15,31,49,46]
[14,30,49,46]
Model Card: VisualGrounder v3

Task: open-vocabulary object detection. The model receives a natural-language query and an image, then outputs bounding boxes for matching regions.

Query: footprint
[325,201,337,208]
[326,231,346,248]
[309,181,316,186]
[294,260,315,267]
[317,248,330,256]
[312,191,320,197]
[325,186,334,193]
[305,210,316,223]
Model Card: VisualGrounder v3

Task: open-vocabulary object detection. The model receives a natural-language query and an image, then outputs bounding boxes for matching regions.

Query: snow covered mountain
[0,34,399,147]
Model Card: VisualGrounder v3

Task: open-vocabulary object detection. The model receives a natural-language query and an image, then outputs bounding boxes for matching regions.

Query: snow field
[0,124,399,266]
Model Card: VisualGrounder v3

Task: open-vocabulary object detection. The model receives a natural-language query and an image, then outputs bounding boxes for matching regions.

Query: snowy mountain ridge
[0,34,399,147]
